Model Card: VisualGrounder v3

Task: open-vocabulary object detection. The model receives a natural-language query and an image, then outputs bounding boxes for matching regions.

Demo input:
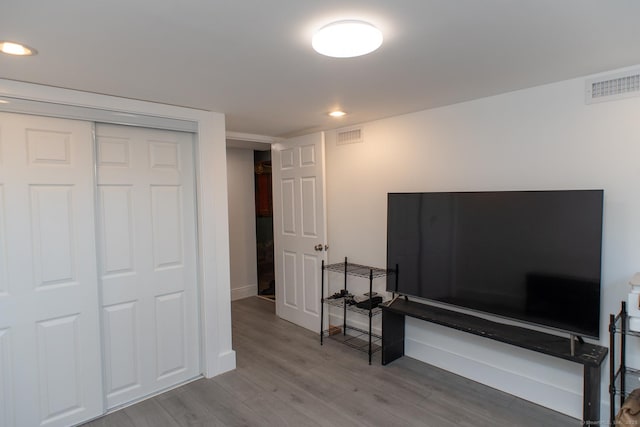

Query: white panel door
[95,124,199,409]
[272,132,327,332]
[0,112,103,427]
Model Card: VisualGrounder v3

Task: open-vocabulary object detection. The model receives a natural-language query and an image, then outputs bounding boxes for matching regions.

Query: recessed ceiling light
[312,20,383,58]
[329,110,347,118]
[0,41,37,56]
[0,100,9,104]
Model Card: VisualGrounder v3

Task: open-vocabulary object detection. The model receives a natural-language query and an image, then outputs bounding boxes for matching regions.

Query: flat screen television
[386,190,603,339]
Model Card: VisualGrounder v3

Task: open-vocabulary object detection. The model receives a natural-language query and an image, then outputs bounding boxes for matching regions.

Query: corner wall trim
[209,350,236,378]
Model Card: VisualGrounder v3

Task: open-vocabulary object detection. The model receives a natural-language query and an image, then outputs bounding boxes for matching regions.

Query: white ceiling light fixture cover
[312,20,383,58]
[0,41,37,56]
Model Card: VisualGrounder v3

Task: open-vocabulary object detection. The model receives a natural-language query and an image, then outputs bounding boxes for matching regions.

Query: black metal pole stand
[320,259,325,345]
[621,301,627,408]
[609,311,616,426]
[343,257,348,336]
[368,268,373,365]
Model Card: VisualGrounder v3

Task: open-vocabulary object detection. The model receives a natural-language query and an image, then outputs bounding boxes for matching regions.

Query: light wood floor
[84,297,579,426]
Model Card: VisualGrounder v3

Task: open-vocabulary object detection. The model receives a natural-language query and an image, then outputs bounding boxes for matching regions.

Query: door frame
[0,79,236,379]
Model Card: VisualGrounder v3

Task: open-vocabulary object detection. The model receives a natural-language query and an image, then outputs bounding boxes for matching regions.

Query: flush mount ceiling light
[329,110,346,117]
[0,41,37,56]
[312,20,383,58]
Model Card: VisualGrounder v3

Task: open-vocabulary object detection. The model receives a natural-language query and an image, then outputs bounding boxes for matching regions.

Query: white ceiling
[2,1,640,138]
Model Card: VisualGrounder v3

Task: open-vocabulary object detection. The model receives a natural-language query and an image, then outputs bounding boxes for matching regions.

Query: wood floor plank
[84,296,581,427]
[231,393,323,427]
[212,370,265,403]
[186,379,268,426]
[155,383,228,427]
[82,410,137,427]
[235,356,370,427]
[122,398,181,427]
[328,385,454,427]
[210,368,334,427]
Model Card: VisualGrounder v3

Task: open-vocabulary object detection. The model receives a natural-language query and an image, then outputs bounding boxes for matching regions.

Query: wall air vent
[336,126,363,145]
[586,69,640,104]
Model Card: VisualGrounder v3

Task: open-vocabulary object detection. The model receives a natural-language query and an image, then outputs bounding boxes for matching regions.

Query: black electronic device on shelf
[386,190,604,339]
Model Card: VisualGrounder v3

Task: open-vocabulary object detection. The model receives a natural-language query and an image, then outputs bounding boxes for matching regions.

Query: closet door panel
[0,328,12,427]
[103,301,141,401]
[99,185,135,277]
[155,291,187,380]
[96,124,199,409]
[30,185,76,288]
[0,112,103,427]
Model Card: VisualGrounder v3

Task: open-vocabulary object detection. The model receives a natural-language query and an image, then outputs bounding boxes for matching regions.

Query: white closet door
[95,124,199,409]
[0,112,103,427]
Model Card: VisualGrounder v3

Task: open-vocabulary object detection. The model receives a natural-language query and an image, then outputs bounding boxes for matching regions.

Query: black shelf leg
[320,259,324,345]
[381,308,405,365]
[368,268,373,365]
[621,301,627,409]
[609,312,615,426]
[343,257,348,336]
[583,364,601,424]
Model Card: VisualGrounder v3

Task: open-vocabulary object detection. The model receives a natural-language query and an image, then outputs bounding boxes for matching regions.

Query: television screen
[386,190,603,339]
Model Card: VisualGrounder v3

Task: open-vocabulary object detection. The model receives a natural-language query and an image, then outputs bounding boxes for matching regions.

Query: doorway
[254,150,275,300]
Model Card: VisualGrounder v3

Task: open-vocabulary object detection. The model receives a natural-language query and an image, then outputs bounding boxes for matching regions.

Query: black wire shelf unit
[609,300,640,425]
[320,257,395,365]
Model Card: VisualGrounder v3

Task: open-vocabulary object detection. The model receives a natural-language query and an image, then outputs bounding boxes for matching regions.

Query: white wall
[325,65,640,419]
[226,147,258,300]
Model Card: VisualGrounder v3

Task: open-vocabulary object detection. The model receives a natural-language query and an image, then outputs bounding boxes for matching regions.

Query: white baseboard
[405,336,584,418]
[231,284,257,301]
[214,350,237,376]
[403,316,605,420]
[204,349,236,378]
